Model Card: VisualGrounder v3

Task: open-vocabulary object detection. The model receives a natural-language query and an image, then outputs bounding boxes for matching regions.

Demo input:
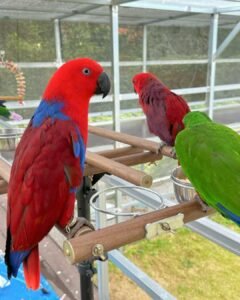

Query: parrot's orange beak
[95,72,111,98]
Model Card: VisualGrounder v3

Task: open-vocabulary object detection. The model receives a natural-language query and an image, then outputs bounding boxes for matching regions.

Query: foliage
[0,19,240,104]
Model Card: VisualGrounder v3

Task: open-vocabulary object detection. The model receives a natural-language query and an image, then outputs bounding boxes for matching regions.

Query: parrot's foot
[158,141,167,153]
[65,217,95,239]
[158,142,177,159]
[148,161,157,166]
[170,147,177,159]
[194,194,209,213]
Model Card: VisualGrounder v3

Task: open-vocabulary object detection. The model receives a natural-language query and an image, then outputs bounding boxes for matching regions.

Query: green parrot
[175,111,240,225]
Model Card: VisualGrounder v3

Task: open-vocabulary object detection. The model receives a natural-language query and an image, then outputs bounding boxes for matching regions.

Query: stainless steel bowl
[171,166,195,203]
[0,128,24,151]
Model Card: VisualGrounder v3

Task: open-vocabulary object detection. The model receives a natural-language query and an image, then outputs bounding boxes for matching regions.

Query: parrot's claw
[170,147,177,159]
[65,217,95,239]
[158,141,167,153]
[194,194,209,213]
[158,142,177,159]
[148,161,157,166]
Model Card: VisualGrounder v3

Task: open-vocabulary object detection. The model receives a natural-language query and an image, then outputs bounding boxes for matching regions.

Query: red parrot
[5,58,110,290]
[132,72,190,147]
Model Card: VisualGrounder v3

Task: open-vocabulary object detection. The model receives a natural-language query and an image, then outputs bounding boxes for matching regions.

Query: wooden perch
[0,156,11,182]
[88,125,174,158]
[86,151,152,187]
[85,151,162,176]
[0,95,23,101]
[97,146,143,158]
[63,200,214,264]
[0,179,8,194]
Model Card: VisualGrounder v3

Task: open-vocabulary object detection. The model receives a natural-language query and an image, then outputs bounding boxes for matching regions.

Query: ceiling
[0,0,239,27]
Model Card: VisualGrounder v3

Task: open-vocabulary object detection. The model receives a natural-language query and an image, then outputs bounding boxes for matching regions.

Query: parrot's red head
[43,58,110,105]
[132,72,158,94]
[42,58,110,142]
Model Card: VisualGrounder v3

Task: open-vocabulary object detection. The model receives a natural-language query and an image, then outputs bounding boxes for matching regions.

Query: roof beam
[216,6,240,14]
[140,12,198,26]
[121,2,215,14]
[56,4,102,20]
[214,21,240,59]
[112,0,138,4]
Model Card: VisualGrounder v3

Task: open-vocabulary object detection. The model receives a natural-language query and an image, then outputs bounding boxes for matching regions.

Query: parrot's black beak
[95,72,111,98]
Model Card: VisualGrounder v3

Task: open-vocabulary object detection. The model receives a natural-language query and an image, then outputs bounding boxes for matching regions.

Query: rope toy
[0,50,26,104]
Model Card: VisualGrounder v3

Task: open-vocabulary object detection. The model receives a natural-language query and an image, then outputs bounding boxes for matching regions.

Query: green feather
[175,111,240,223]
[0,106,11,119]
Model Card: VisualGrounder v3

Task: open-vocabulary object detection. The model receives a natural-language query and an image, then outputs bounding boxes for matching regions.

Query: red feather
[132,72,190,146]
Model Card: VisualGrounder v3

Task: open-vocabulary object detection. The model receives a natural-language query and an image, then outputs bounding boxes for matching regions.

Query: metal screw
[92,243,107,261]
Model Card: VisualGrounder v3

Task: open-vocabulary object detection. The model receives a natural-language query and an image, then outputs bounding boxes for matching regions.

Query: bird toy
[0,50,26,104]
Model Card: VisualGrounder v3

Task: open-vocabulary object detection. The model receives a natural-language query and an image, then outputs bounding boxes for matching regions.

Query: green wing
[175,122,240,218]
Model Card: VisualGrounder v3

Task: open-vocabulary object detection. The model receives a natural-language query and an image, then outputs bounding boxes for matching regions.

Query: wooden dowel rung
[0,96,23,101]
[88,125,174,158]
[97,146,143,158]
[84,151,162,176]
[88,125,158,152]
[0,156,11,182]
[0,179,8,194]
[86,151,152,187]
[63,200,214,264]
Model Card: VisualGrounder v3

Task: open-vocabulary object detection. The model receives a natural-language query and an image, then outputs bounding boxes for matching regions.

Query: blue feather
[32,100,69,127]
[70,187,77,193]
[9,250,30,277]
[217,203,240,225]
[73,126,86,172]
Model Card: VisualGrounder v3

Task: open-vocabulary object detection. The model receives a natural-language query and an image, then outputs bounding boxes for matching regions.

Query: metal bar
[110,5,121,134]
[54,19,63,66]
[145,59,208,65]
[76,177,95,300]
[207,13,219,119]
[102,175,163,209]
[113,0,136,4]
[187,218,240,256]
[214,21,240,59]
[109,249,176,300]
[216,6,240,14]
[95,181,110,300]
[121,2,215,14]
[217,58,240,63]
[142,25,147,72]
[140,12,197,26]
[57,4,102,20]
[8,57,240,69]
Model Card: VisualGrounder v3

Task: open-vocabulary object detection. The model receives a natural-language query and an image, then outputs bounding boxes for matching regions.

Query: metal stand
[76,176,97,300]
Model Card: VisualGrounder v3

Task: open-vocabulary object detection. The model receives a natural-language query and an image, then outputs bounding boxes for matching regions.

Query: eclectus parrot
[5,58,110,289]
[132,72,190,147]
[175,111,240,225]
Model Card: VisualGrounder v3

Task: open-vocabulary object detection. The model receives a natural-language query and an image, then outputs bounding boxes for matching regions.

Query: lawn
[106,213,240,300]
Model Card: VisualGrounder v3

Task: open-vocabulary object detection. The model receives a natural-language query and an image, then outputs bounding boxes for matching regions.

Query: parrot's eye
[82,68,91,76]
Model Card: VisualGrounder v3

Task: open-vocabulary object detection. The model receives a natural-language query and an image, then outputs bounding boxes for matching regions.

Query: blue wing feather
[32,100,69,128]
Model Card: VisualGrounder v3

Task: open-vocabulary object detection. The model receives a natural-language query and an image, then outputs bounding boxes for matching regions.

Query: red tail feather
[23,245,40,290]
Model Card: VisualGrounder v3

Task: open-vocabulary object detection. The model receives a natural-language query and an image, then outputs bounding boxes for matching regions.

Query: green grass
[107,213,240,300]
